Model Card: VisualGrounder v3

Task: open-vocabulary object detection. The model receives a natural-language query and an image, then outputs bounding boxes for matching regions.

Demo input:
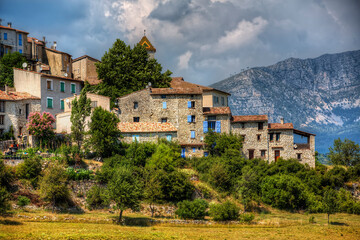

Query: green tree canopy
[95,39,172,103]
[328,138,360,166]
[0,52,27,87]
[205,131,243,157]
[87,107,121,158]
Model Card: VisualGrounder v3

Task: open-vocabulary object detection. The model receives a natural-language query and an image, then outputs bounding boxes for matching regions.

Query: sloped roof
[27,37,44,45]
[150,77,230,95]
[0,91,40,101]
[232,115,268,122]
[203,107,231,115]
[73,55,100,62]
[45,47,71,56]
[0,25,29,34]
[268,123,294,130]
[14,68,83,83]
[118,122,177,133]
[139,36,156,52]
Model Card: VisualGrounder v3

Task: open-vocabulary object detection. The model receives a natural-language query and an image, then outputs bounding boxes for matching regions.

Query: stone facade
[0,90,41,138]
[45,48,72,78]
[72,55,101,85]
[0,23,28,57]
[14,68,83,118]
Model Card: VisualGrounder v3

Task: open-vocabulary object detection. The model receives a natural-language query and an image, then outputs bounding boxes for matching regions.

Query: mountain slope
[211,50,360,153]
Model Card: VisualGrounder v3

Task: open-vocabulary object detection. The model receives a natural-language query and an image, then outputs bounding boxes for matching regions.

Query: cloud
[178,51,193,70]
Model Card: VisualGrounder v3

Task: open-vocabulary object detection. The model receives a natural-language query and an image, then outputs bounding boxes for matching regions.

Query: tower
[138,30,156,59]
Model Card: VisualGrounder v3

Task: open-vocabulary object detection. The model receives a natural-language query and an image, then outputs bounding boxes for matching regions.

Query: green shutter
[60,82,65,92]
[47,98,53,108]
[71,84,76,93]
[60,100,64,110]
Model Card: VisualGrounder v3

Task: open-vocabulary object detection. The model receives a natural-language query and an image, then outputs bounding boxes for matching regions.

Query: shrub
[17,196,31,207]
[66,167,93,181]
[86,185,110,210]
[0,187,10,214]
[239,213,255,223]
[209,201,240,221]
[175,199,208,220]
[59,145,80,166]
[16,156,42,181]
[309,215,315,223]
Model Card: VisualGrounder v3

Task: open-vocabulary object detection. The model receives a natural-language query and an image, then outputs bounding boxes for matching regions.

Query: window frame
[161,118,167,123]
[18,34,22,46]
[47,97,53,109]
[190,130,196,139]
[0,101,5,112]
[133,102,138,109]
[71,83,76,94]
[258,122,264,130]
[60,81,65,92]
[46,79,53,90]
[133,117,140,122]
[0,115,4,125]
[162,102,167,109]
[60,99,64,110]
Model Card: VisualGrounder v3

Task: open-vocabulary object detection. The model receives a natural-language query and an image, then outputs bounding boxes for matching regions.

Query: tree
[108,167,142,222]
[95,39,172,103]
[209,200,240,221]
[147,143,180,172]
[143,169,164,217]
[70,85,91,150]
[39,162,70,212]
[328,138,360,166]
[0,52,27,87]
[205,131,243,157]
[175,199,209,220]
[237,166,259,212]
[26,112,56,147]
[0,187,10,214]
[87,107,121,158]
[323,188,338,224]
[16,156,42,185]
[0,159,13,190]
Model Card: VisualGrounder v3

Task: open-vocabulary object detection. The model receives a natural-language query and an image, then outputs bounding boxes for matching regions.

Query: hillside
[211,50,360,153]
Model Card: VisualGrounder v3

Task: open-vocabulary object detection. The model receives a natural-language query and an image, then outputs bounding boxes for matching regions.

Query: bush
[66,167,93,181]
[209,201,240,221]
[239,213,255,223]
[16,156,42,181]
[86,185,110,210]
[17,196,31,207]
[309,215,315,223]
[0,187,10,214]
[59,145,80,166]
[175,199,208,220]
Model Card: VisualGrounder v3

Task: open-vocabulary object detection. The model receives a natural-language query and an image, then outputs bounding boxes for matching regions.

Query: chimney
[53,41,57,50]
[5,85,9,95]
[280,117,284,124]
[7,22,12,28]
[43,36,46,44]
[0,19,2,26]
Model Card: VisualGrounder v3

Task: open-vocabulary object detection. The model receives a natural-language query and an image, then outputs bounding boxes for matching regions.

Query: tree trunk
[327,213,330,224]
[150,203,154,218]
[119,209,123,222]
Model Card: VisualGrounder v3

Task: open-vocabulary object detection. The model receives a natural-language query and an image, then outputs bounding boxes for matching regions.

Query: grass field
[1,210,360,239]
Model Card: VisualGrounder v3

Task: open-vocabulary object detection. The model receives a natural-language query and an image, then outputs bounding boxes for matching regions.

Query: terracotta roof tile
[0,91,40,101]
[73,55,100,62]
[0,25,29,34]
[150,87,203,95]
[203,107,231,115]
[268,123,294,130]
[45,47,71,56]
[27,37,44,45]
[118,122,177,133]
[232,115,268,122]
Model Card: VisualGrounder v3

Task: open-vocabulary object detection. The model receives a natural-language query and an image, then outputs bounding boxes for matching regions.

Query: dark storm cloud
[149,0,192,22]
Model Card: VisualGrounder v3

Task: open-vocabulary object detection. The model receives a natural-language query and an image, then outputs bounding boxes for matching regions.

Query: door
[249,150,254,159]
[275,150,280,161]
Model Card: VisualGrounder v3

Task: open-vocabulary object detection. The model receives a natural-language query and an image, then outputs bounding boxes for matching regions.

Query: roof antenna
[144,29,146,36]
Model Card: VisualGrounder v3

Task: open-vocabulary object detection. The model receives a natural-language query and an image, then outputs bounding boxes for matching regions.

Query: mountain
[211,50,360,153]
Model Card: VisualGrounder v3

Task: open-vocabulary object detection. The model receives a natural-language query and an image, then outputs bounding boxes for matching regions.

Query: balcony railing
[294,143,310,150]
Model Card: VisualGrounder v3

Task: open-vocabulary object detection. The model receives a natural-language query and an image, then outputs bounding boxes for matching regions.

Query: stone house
[72,55,101,85]
[0,89,40,138]
[56,93,111,133]
[44,47,72,78]
[117,77,316,167]
[13,68,83,118]
[0,22,28,57]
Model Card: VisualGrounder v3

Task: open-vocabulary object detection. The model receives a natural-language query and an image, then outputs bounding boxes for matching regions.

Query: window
[4,33,7,40]
[166,134,172,141]
[261,150,266,158]
[241,135,246,141]
[132,135,139,142]
[213,96,219,104]
[47,97,53,108]
[162,102,167,109]
[60,81,65,92]
[19,49,22,54]
[241,123,245,129]
[204,152,209,157]
[192,147,196,153]
[47,80,53,90]
[181,148,186,158]
[161,95,166,99]
[91,101,97,108]
[71,83,76,93]
[249,150,254,159]
[0,129,3,135]
[208,116,216,130]
[161,118,167,123]
[19,34,22,46]
[0,101,5,112]
[188,101,195,108]
[276,133,281,141]
[187,115,195,123]
[60,100,64,110]
[134,102,138,109]
[258,122,263,130]
[133,117,140,122]
[270,133,274,141]
[19,108,22,115]
[297,153,302,160]
[25,104,29,119]
[221,97,225,106]
[191,130,195,139]
[257,134,261,141]
[0,115,4,125]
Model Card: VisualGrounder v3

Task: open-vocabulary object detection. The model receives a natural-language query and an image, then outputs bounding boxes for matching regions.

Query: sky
[1,0,360,86]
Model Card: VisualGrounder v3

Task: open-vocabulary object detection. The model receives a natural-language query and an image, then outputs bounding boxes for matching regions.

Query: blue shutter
[187,115,191,123]
[181,148,186,158]
[192,147,196,153]
[191,130,195,139]
[166,134,172,141]
[203,121,208,133]
[188,101,192,108]
[163,102,167,109]
[204,152,209,157]
[215,121,221,133]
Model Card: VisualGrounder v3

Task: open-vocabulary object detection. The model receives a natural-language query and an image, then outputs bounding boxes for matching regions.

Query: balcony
[294,143,310,150]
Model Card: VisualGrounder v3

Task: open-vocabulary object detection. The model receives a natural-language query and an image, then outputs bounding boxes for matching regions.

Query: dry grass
[1,209,360,239]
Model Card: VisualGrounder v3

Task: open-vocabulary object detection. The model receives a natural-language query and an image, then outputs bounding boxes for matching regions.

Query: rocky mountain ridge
[211,50,360,153]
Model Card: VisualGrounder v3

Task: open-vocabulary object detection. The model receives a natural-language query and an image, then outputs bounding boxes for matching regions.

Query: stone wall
[0,28,27,54]
[45,49,72,77]
[121,132,178,144]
